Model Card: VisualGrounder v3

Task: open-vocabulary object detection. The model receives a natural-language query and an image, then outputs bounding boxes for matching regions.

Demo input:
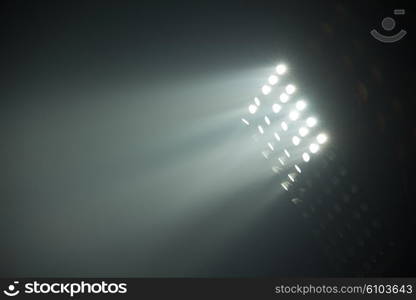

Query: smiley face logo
[371,9,406,43]
[3,281,20,297]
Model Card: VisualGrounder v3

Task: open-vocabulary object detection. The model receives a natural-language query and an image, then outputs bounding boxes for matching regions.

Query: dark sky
[1,1,415,277]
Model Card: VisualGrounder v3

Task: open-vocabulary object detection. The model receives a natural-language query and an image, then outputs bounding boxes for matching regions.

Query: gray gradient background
[1,1,414,276]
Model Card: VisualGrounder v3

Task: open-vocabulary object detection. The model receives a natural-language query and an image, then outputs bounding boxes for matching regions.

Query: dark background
[1,0,415,277]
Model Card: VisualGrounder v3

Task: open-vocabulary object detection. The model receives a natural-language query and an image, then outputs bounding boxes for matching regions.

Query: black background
[1,0,415,277]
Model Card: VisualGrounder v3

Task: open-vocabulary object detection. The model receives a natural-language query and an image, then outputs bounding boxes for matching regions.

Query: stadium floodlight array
[241,62,329,191]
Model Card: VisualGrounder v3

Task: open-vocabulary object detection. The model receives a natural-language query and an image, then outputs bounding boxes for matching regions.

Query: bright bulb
[268,75,279,85]
[296,100,306,111]
[288,174,295,182]
[267,142,274,151]
[280,93,289,103]
[276,64,287,75]
[285,84,296,94]
[241,118,249,125]
[309,143,320,153]
[292,136,300,146]
[306,117,317,127]
[284,149,290,157]
[302,152,310,162]
[264,116,271,125]
[258,125,264,135]
[272,166,280,174]
[299,127,309,137]
[289,110,300,121]
[317,133,328,144]
[272,103,282,113]
[295,164,301,173]
[281,121,288,131]
[262,85,271,95]
[274,132,280,141]
[248,104,257,114]
[254,97,261,106]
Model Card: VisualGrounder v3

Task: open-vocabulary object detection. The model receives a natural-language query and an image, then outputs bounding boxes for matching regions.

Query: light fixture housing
[241,60,330,193]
